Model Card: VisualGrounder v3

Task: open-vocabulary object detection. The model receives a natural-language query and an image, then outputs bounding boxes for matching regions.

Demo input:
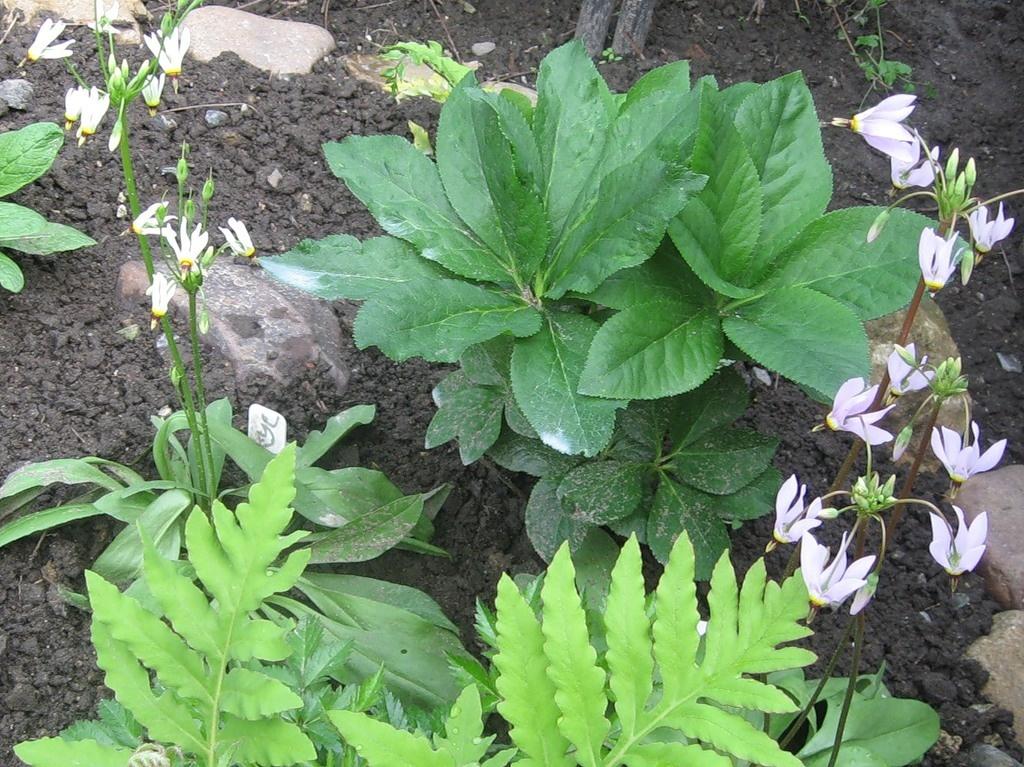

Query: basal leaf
[426,376,505,464]
[611,60,695,167]
[716,467,783,522]
[304,494,424,564]
[722,286,868,396]
[533,41,615,240]
[486,431,582,478]
[733,72,833,276]
[13,738,133,767]
[671,428,779,495]
[647,477,729,577]
[354,279,541,363]
[757,207,933,320]
[324,135,510,284]
[0,122,63,197]
[579,300,723,399]
[525,476,589,562]
[669,366,750,447]
[437,76,548,285]
[510,312,625,457]
[261,235,443,301]
[298,404,377,468]
[0,201,95,255]
[581,238,712,311]
[330,710,452,767]
[557,460,646,524]
[0,250,23,292]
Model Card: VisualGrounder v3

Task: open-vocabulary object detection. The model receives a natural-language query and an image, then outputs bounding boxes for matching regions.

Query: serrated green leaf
[13,738,133,767]
[722,286,868,395]
[540,545,609,765]
[486,430,582,478]
[0,201,95,255]
[672,80,763,287]
[716,466,782,522]
[733,72,833,275]
[220,667,303,719]
[0,122,63,197]
[671,428,778,495]
[757,207,933,320]
[511,312,625,457]
[433,685,492,762]
[525,476,589,562]
[670,367,750,447]
[647,477,730,577]
[611,60,695,167]
[438,76,548,285]
[533,41,615,241]
[581,237,711,311]
[329,710,452,767]
[605,536,653,740]
[579,300,723,399]
[324,135,511,284]
[493,573,573,765]
[557,460,646,524]
[426,380,504,464]
[665,701,803,767]
[218,716,317,766]
[355,279,541,363]
[0,250,23,292]
[629,742,734,767]
[261,235,443,300]
[460,337,513,385]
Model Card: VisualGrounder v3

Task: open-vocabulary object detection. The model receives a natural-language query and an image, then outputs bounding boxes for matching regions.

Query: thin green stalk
[188,290,217,505]
[117,115,156,279]
[160,315,209,508]
[778,618,856,750]
[826,615,865,767]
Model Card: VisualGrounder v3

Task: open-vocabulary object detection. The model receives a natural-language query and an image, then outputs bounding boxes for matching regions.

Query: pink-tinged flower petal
[974,439,1007,474]
[928,513,952,570]
[863,134,916,163]
[850,581,875,615]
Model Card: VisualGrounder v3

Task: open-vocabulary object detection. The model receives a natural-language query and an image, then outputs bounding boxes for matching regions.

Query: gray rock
[266,168,283,189]
[183,6,336,75]
[151,114,177,131]
[4,682,38,711]
[996,352,1022,373]
[865,295,967,472]
[969,745,1023,767]
[956,465,1024,609]
[204,109,229,127]
[2,0,147,43]
[0,79,34,110]
[966,610,1024,729]
[117,260,349,392]
[471,41,496,56]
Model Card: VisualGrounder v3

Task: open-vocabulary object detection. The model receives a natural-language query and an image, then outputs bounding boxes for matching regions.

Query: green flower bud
[176,156,189,186]
[945,147,960,180]
[964,157,977,189]
[867,208,891,244]
[202,174,215,202]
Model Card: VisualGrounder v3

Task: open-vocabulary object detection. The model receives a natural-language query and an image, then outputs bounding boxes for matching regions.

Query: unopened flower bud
[176,156,189,185]
[818,505,842,520]
[198,306,210,334]
[893,425,913,461]
[894,343,917,366]
[945,148,960,180]
[960,249,975,285]
[964,157,976,189]
[202,174,215,202]
[183,198,195,222]
[867,208,890,243]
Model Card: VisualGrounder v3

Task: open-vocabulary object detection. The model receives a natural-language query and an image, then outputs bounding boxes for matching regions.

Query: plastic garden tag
[248,403,287,454]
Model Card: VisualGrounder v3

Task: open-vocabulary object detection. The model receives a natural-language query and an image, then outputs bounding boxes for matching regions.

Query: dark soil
[1,0,1022,763]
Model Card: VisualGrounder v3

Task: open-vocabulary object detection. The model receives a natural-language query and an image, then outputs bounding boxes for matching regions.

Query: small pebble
[951,591,971,610]
[969,744,1024,767]
[204,108,229,127]
[116,204,127,219]
[471,41,496,56]
[152,114,177,131]
[752,366,773,386]
[996,352,1022,373]
[0,79,34,110]
[267,168,283,189]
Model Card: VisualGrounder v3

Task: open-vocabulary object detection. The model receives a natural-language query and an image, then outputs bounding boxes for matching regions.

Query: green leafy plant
[265,41,932,568]
[380,40,473,102]
[331,532,816,765]
[14,446,318,766]
[0,122,96,292]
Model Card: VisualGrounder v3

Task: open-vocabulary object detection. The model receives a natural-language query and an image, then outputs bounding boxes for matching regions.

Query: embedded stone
[966,611,1024,729]
[183,7,336,75]
[2,0,147,43]
[0,79,33,110]
[117,260,349,392]
[865,295,967,472]
[955,465,1024,609]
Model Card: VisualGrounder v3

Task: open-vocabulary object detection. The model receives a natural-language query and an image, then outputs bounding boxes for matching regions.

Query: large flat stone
[956,465,1024,610]
[4,0,147,43]
[117,260,349,392]
[866,295,968,472]
[966,611,1024,729]
[183,7,335,75]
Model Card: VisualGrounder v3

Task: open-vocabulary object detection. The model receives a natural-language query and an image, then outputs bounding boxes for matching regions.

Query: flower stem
[778,618,856,750]
[826,615,866,767]
[188,290,217,505]
[116,115,156,279]
[159,315,209,508]
[886,400,942,539]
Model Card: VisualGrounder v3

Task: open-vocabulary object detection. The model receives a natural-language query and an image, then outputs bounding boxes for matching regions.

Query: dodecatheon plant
[87,0,121,34]
[768,474,824,550]
[968,203,1015,255]
[76,87,110,146]
[833,94,917,163]
[891,138,939,190]
[63,86,88,131]
[145,27,190,81]
[929,506,988,586]
[918,227,960,292]
[824,377,894,445]
[24,18,74,62]
[850,572,878,615]
[146,272,176,329]
[141,73,166,116]
[132,202,174,236]
[887,343,933,399]
[800,531,876,615]
[220,217,256,258]
[931,422,1007,491]
[163,219,209,276]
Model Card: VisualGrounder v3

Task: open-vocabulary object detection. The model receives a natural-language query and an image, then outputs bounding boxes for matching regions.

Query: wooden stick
[612,0,658,57]
[575,0,616,57]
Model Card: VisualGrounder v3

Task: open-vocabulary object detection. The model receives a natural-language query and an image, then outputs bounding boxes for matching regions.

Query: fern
[14,446,317,767]
[331,532,815,766]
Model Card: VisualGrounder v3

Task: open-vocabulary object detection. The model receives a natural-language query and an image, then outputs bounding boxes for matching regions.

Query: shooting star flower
[834,94,917,163]
[145,27,190,79]
[164,220,208,274]
[825,377,894,445]
[891,139,939,189]
[146,272,176,328]
[63,86,88,130]
[769,475,824,549]
[76,87,110,146]
[929,506,987,580]
[931,422,1006,488]
[918,228,960,292]
[801,532,876,613]
[141,73,165,115]
[220,217,255,258]
[132,202,174,236]
[887,343,933,398]
[26,18,74,62]
[968,203,1015,255]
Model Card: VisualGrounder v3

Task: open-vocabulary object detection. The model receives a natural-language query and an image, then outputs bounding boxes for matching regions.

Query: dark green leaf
[486,430,582,478]
[524,476,590,562]
[0,202,95,255]
[426,381,504,464]
[557,461,647,524]
[671,429,779,495]
[298,405,376,468]
[579,300,723,399]
[669,367,750,447]
[510,312,625,457]
[715,467,782,522]
[0,250,23,292]
[647,477,729,578]
[0,122,64,197]
[722,286,868,396]
[354,278,541,362]
[304,494,424,564]
[581,238,711,311]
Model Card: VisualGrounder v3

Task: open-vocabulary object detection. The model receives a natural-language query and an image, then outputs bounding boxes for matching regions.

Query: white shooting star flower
[87,0,122,34]
[141,73,166,115]
[801,532,876,614]
[968,203,1015,255]
[769,475,824,550]
[887,343,933,398]
[76,87,110,146]
[145,27,190,79]
[64,86,89,130]
[164,220,209,274]
[26,18,74,62]
[132,202,175,236]
[146,272,176,328]
[931,422,1007,488]
[835,94,917,163]
[891,138,939,190]
[220,218,255,258]
[825,377,894,446]
[918,228,960,292]
[929,506,988,579]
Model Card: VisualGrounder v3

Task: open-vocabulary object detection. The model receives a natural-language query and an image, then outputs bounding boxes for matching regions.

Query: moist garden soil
[1,0,1022,763]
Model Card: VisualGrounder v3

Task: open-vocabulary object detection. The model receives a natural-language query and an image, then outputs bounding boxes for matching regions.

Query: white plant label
[248,403,287,454]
